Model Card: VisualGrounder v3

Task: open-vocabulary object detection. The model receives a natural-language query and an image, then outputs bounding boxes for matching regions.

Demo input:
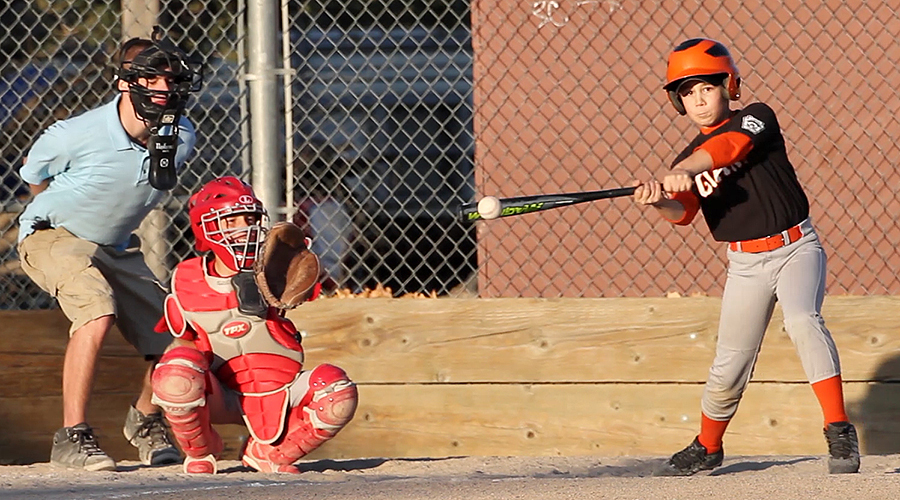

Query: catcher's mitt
[254,222,321,309]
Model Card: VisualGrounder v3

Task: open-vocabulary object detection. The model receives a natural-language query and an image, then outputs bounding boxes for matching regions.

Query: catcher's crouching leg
[151,347,224,474]
[242,364,358,473]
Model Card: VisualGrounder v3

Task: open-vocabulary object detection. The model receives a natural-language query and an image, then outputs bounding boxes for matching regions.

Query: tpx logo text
[222,319,252,338]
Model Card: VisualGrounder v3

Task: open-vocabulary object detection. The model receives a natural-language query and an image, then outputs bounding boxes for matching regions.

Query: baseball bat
[458,186,637,222]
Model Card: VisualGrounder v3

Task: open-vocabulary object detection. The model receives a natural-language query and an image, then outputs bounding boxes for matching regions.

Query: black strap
[231,271,267,317]
[32,219,53,231]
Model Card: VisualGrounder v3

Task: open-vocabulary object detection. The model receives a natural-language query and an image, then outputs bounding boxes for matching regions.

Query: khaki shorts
[18,227,172,357]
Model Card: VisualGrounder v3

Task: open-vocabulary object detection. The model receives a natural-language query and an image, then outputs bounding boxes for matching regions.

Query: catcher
[151,176,358,474]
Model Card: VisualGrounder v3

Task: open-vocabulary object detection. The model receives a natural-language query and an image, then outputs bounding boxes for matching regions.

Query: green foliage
[1,0,470,63]
[160,0,240,60]
[1,0,120,61]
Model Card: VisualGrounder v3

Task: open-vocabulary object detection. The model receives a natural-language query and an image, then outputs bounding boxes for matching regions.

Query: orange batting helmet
[664,38,741,115]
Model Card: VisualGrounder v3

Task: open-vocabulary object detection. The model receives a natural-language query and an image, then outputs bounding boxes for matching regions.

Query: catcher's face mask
[200,209,268,272]
[189,177,269,272]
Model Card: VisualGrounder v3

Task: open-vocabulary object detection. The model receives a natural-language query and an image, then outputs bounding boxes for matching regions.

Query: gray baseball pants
[701,218,842,420]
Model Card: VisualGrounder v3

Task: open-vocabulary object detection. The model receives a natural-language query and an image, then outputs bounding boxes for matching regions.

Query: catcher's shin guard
[151,347,223,473]
[242,364,358,473]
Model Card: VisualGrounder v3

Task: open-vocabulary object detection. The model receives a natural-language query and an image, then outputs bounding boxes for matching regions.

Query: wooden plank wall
[2,296,900,465]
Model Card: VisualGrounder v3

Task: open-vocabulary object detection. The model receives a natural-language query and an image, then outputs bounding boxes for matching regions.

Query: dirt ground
[2,454,900,500]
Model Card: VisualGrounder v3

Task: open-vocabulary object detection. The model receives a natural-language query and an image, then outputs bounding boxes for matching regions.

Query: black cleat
[654,436,724,476]
[824,421,860,474]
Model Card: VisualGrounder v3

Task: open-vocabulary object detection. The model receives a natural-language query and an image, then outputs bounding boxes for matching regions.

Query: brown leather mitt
[254,222,321,309]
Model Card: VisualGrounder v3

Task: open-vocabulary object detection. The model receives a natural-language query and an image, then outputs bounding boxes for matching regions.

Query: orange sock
[811,375,849,425]
[697,413,730,453]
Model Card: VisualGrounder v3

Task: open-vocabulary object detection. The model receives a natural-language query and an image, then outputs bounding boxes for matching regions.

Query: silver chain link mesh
[284,1,475,296]
[0,1,247,308]
[1,1,898,308]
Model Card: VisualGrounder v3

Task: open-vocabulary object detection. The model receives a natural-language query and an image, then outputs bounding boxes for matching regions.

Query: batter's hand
[662,168,694,193]
[633,179,666,206]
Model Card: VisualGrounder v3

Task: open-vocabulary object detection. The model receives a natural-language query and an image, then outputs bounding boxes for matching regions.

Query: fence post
[246,0,283,220]
[121,0,157,38]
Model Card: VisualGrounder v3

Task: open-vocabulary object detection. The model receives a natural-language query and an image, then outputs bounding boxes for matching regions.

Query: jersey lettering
[674,103,809,241]
[696,161,745,197]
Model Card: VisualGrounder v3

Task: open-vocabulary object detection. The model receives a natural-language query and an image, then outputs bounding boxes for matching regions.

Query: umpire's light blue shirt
[18,95,196,248]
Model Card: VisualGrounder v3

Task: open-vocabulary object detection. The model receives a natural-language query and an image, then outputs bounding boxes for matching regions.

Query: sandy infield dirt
[2,454,900,500]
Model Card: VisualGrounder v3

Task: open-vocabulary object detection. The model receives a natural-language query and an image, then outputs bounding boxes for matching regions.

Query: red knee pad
[306,364,358,429]
[307,363,350,390]
[152,347,222,460]
[152,346,209,411]
[159,346,209,368]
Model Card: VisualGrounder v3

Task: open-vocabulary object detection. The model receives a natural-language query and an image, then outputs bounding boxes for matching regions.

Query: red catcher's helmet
[664,38,741,115]
[187,176,268,272]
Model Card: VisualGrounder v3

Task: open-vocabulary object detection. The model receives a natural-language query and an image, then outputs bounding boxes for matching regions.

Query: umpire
[15,33,198,471]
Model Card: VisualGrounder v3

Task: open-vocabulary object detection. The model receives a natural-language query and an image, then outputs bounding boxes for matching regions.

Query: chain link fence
[2,1,899,309]
[0,0,248,309]
[474,0,900,297]
[284,1,476,296]
[0,0,476,309]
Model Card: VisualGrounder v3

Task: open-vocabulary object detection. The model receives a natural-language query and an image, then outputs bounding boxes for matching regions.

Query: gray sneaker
[51,423,117,471]
[123,406,182,466]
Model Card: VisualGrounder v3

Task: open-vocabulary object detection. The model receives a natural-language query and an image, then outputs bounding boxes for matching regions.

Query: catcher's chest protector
[166,258,306,443]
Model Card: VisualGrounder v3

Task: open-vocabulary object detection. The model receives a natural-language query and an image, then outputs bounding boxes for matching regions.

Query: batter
[632,38,860,476]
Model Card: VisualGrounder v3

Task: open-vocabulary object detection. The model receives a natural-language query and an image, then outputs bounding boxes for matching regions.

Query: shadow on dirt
[578,456,818,477]
[848,353,900,455]
[298,457,389,472]
[585,459,658,477]
[711,457,817,475]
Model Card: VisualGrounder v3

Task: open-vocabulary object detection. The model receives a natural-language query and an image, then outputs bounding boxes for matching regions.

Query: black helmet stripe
[673,38,730,58]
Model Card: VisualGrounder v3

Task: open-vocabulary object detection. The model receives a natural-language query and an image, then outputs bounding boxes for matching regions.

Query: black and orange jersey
[671,102,809,242]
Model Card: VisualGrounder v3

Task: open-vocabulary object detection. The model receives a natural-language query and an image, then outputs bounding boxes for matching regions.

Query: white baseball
[477,196,502,220]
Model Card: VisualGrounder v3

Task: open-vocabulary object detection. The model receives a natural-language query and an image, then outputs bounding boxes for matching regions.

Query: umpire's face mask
[122,44,199,124]
[127,67,189,123]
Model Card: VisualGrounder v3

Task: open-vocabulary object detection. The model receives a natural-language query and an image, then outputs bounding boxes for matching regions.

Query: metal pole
[281,0,295,219]
[246,0,283,221]
[236,0,251,179]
